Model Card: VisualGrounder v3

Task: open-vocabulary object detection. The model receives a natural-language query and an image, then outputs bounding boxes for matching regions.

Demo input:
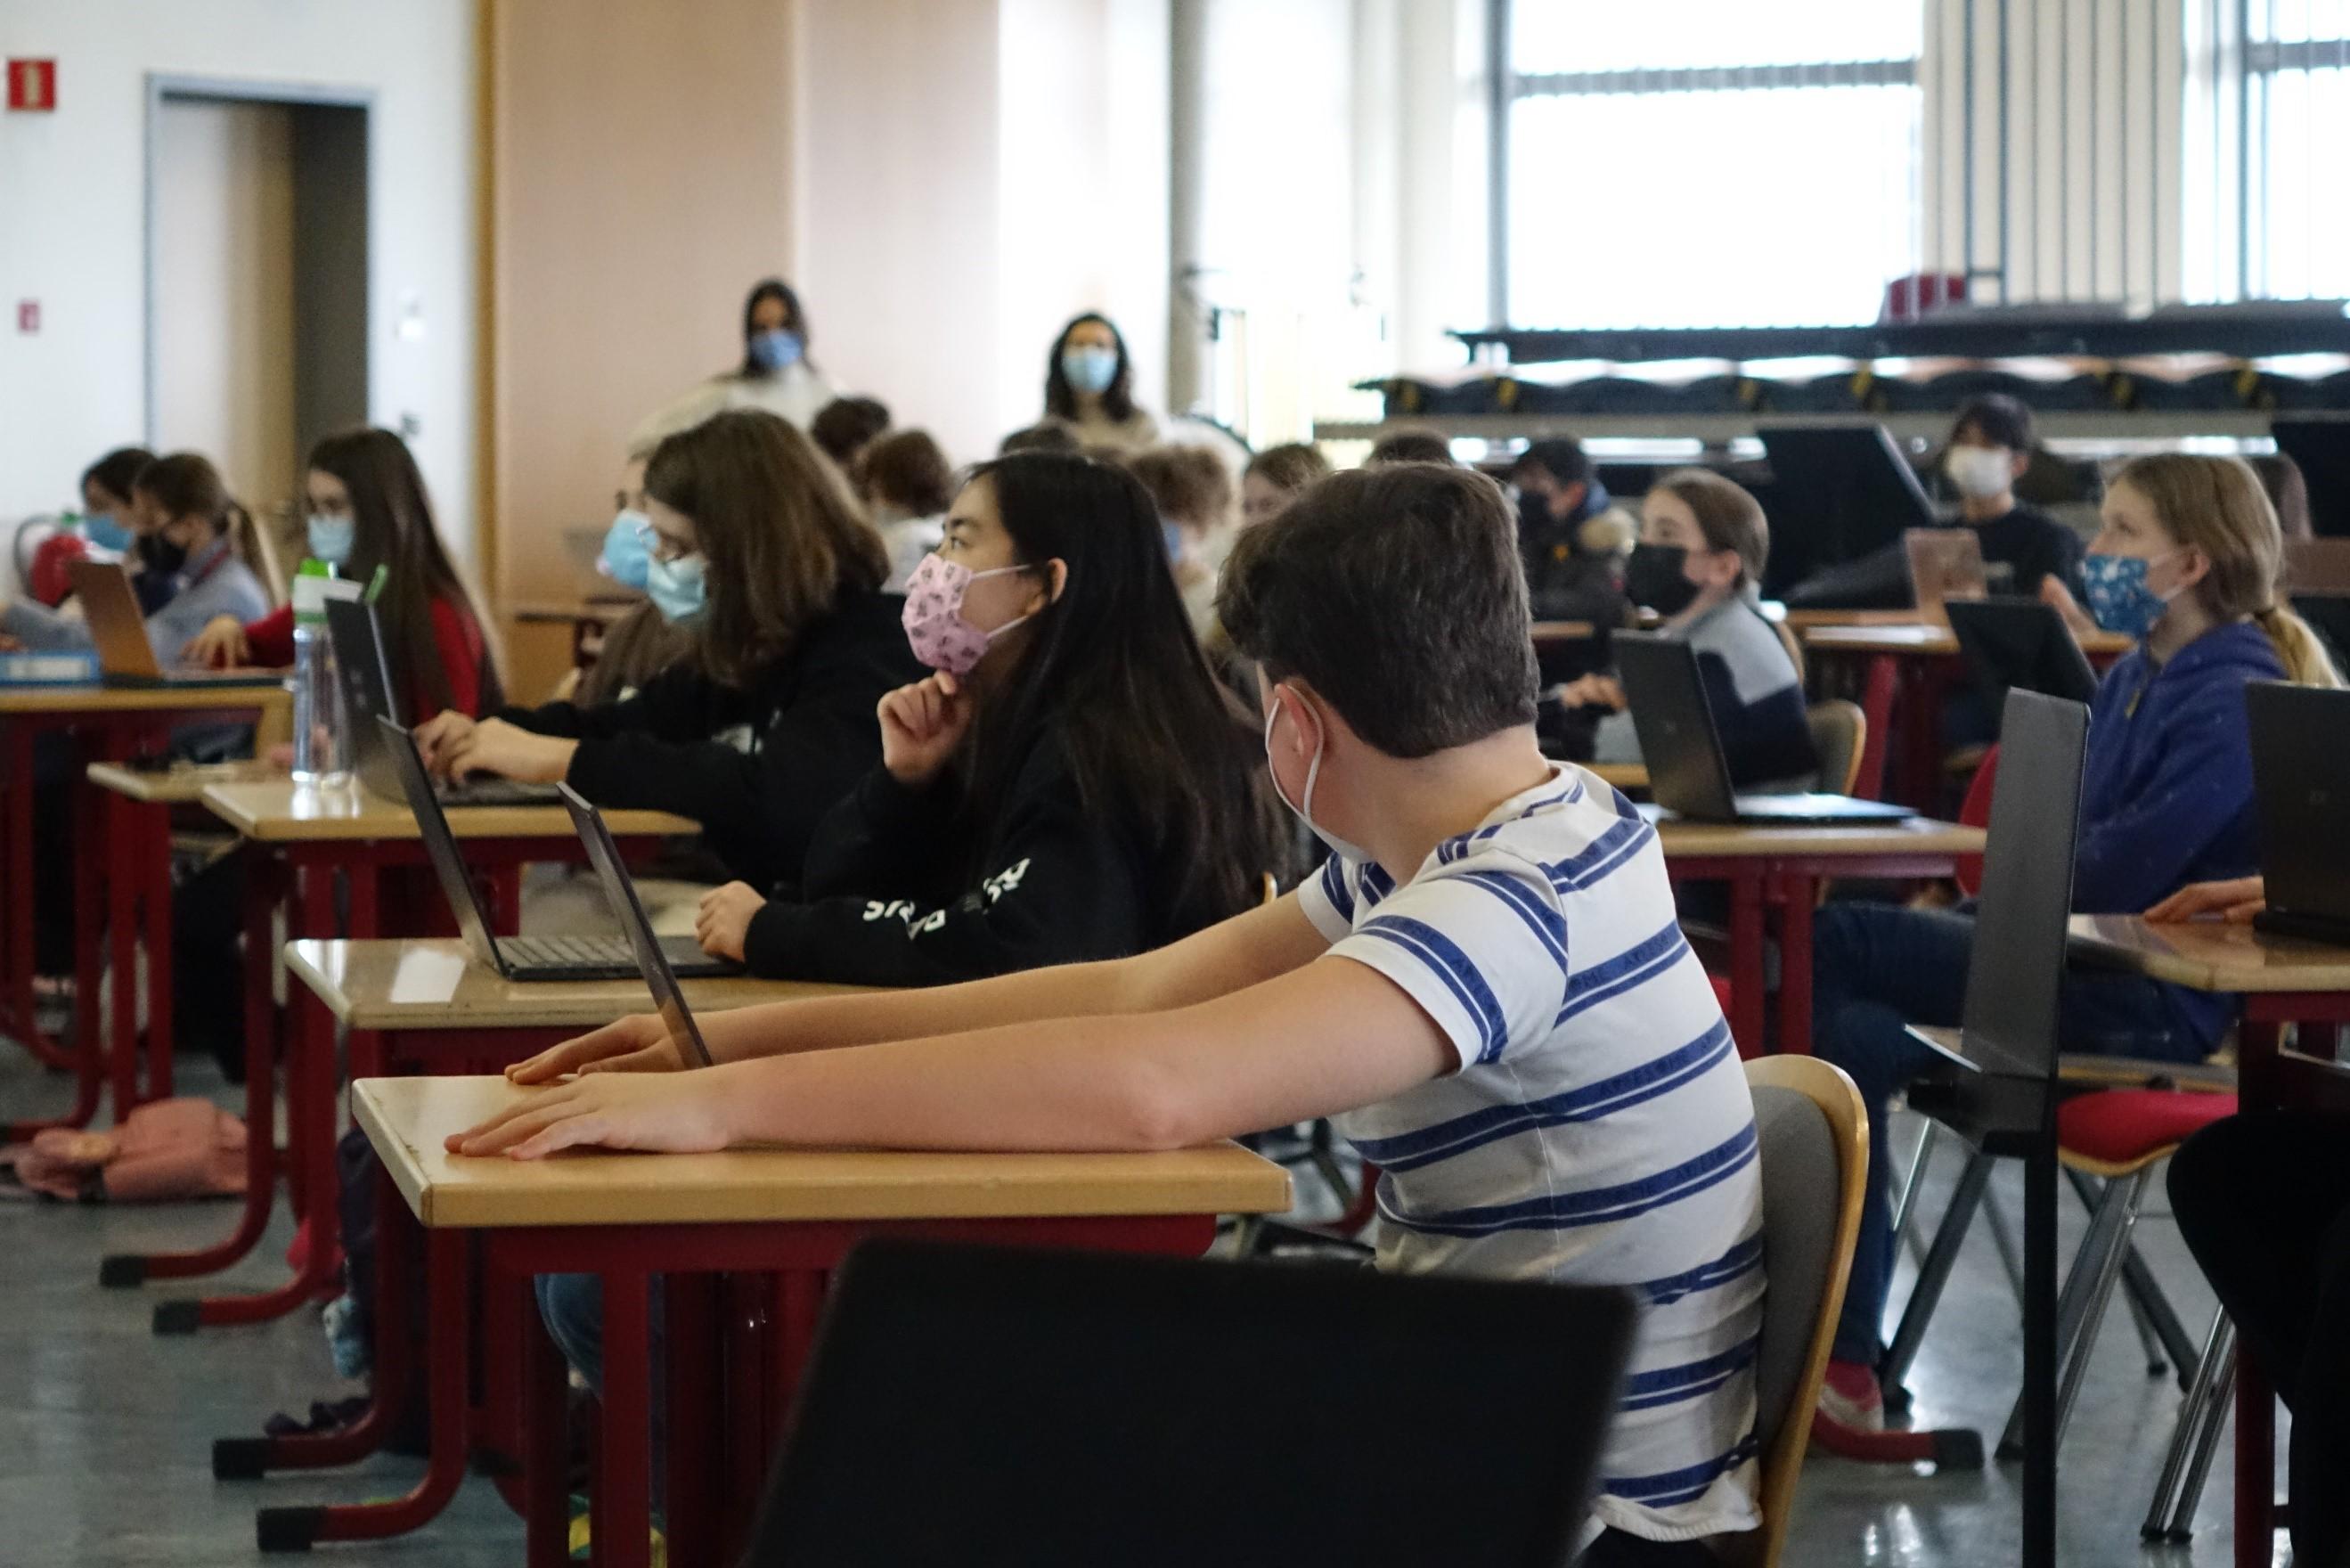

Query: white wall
[0,0,477,558]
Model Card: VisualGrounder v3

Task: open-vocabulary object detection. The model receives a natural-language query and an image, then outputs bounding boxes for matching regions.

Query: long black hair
[1041,313,1138,424]
[735,278,811,380]
[959,453,1276,936]
[308,428,506,715]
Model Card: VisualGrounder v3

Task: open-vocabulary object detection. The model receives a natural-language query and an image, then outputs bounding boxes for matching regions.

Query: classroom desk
[1530,619,1597,646]
[1653,814,1984,1056]
[1586,761,1647,794]
[349,1074,1289,1566]
[113,783,697,1331]
[513,597,640,671]
[2067,915,2350,1568]
[0,683,286,1133]
[1801,623,2133,808]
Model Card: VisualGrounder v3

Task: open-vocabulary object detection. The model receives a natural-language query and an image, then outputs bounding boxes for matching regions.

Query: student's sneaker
[1818,1359,1885,1433]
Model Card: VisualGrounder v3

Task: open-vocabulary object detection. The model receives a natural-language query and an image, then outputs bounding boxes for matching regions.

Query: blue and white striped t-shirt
[1299,761,1765,1543]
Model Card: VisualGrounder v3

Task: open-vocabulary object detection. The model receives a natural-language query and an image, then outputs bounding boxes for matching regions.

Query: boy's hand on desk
[412,710,475,773]
[695,881,766,961]
[1552,674,1624,711]
[507,1013,690,1082]
[2145,876,2267,924]
[878,673,972,788]
[447,1072,735,1160]
[443,717,578,784]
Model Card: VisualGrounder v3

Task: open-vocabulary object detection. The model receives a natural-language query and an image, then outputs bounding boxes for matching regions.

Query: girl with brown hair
[413,409,922,892]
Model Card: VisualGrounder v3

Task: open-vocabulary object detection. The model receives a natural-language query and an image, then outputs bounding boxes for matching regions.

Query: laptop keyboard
[502,935,634,968]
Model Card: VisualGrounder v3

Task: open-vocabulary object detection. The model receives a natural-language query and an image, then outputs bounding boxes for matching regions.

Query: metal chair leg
[2144,1311,2233,1539]
[2064,1164,2190,1381]
[1881,1148,1995,1394]
[2162,1319,2238,1542]
[1891,1118,1939,1267]
[1999,1168,2151,1458]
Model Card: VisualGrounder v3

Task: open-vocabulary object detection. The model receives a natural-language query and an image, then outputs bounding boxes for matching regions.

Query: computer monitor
[1756,423,1938,599]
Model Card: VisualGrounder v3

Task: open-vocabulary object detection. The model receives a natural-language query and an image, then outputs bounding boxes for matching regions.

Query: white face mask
[1944,445,2014,502]
[1264,689,1375,866]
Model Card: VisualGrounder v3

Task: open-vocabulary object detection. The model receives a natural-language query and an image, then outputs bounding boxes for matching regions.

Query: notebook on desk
[1613,633,1913,827]
[69,560,283,688]
[379,714,733,985]
[2248,682,2350,947]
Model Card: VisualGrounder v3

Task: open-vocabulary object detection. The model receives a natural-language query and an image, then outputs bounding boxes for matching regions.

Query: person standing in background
[857,429,956,592]
[633,278,838,448]
[1041,313,1159,452]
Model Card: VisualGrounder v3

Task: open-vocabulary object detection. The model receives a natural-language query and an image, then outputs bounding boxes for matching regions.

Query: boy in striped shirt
[455,463,1766,1564]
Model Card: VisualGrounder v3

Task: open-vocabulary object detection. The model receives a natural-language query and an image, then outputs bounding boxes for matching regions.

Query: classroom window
[1499,1,1924,330]
[2241,10,2350,300]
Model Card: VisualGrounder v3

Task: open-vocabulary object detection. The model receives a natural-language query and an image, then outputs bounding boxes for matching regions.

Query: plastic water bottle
[290,563,352,787]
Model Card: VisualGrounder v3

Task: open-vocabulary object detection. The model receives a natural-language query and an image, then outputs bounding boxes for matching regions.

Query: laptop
[1946,600,2101,711]
[328,597,560,807]
[556,782,724,1066]
[69,560,283,688]
[1613,633,1913,826]
[740,1238,1636,1567]
[1904,527,1990,621]
[376,714,734,984]
[2248,682,2350,947]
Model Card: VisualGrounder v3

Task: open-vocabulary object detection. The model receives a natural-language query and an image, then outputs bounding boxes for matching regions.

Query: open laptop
[2248,682,2350,947]
[556,782,725,1066]
[740,1238,1635,1567]
[1904,527,1990,620]
[1613,633,1913,826]
[1946,600,2101,710]
[377,714,734,984]
[69,559,282,688]
[328,597,559,807]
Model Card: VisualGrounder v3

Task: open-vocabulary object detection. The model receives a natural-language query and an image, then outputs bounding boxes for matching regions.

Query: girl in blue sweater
[1808,453,2342,1436]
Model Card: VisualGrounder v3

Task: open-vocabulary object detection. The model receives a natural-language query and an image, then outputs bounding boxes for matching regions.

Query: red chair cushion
[2057,1088,2238,1167]
[1709,974,1734,1015]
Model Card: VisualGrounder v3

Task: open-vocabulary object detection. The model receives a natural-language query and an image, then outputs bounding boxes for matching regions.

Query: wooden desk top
[285,938,869,1030]
[0,682,290,716]
[1652,814,1982,860]
[2067,915,2350,994]
[1801,622,2133,657]
[512,598,641,625]
[1530,620,1597,644]
[1584,762,1648,792]
[87,758,284,804]
[354,1075,1293,1229]
[200,780,696,843]
[1781,608,1938,631]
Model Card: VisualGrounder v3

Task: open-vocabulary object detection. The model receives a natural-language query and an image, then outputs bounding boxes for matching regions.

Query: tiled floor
[0,1044,2283,1566]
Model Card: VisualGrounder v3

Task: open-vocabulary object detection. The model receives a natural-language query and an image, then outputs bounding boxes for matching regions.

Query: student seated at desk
[552,436,698,708]
[414,410,920,894]
[1241,442,1334,527]
[1551,470,1815,786]
[689,453,1279,986]
[1803,453,2344,1441]
[853,429,953,593]
[467,464,1770,1566]
[1126,443,1236,639]
[18,446,159,614]
[1935,394,2085,600]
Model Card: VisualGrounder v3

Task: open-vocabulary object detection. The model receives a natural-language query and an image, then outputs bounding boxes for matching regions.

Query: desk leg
[103,852,283,1290]
[2022,1126,2059,1568]
[1775,873,1816,1055]
[525,1278,573,1568]
[1728,871,1766,1057]
[2233,1017,2283,1568]
[664,1275,722,1567]
[256,1227,471,1552]
[594,1270,655,1568]
[1,719,78,1072]
[140,797,174,1103]
[102,777,139,1122]
[1854,655,1897,803]
[8,753,104,1138]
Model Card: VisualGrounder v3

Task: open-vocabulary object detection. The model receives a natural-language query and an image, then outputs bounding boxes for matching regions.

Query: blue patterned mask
[2080,551,2183,641]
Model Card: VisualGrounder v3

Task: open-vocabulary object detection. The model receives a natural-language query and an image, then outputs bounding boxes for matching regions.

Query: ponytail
[2255,604,2346,689]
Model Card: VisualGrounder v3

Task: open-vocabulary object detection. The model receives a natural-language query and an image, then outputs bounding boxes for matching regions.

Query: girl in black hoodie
[691,452,1281,984]
[412,410,919,889]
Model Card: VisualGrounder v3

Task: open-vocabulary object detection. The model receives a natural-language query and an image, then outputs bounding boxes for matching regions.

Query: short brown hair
[1366,429,1455,467]
[810,396,890,469]
[1219,464,1538,756]
[1244,442,1333,494]
[644,410,888,688]
[858,429,954,517]
[1124,445,1234,531]
[1650,468,1770,585]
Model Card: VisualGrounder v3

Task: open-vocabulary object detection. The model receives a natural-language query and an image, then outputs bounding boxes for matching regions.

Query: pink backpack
[5,1098,247,1203]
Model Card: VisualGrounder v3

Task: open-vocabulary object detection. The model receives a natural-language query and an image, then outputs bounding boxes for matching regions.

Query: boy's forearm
[698,956,1142,1063]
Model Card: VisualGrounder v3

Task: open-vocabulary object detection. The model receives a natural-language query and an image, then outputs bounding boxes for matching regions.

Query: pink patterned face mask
[900,552,1036,675]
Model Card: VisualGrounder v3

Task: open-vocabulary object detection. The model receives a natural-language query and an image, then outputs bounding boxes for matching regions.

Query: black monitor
[2272,419,2350,540]
[1757,423,1938,600]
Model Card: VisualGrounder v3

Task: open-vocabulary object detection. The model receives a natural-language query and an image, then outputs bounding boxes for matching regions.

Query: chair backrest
[1962,690,2089,1080]
[1771,617,1807,686]
[1727,1055,1869,1568]
[1804,699,1866,796]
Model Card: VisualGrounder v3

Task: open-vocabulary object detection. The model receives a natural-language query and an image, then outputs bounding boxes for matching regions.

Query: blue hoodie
[2077,619,2283,1043]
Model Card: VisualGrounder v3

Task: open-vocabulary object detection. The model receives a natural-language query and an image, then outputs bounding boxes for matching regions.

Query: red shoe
[1818,1359,1884,1433]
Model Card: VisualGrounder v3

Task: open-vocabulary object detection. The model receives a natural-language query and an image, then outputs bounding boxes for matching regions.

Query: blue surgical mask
[645,552,707,625]
[1061,344,1117,396]
[749,329,803,373]
[601,508,652,591]
[306,513,355,567]
[83,510,134,552]
[2079,550,2183,641]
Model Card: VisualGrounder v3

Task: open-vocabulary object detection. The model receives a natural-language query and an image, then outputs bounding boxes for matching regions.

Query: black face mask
[140,531,189,578]
[1624,543,1701,616]
[1516,488,1556,535]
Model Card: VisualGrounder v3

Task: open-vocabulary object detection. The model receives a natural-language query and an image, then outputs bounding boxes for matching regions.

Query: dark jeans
[2170,1111,2350,1568]
[1808,902,2213,1364]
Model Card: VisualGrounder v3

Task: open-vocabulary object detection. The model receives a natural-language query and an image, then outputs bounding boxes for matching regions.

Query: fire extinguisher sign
[7,60,57,112]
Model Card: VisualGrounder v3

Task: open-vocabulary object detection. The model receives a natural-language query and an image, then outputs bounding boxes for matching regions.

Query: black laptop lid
[1613,633,1740,820]
[329,599,404,798]
[556,784,714,1067]
[1946,600,2101,712]
[2248,682,2350,921]
[1756,423,1938,597]
[1962,690,2090,1077]
[742,1239,1636,1568]
[374,715,504,971]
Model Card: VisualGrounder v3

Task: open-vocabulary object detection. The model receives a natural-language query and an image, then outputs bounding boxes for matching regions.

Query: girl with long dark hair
[1040,313,1158,452]
[691,451,1280,984]
[632,278,838,446]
